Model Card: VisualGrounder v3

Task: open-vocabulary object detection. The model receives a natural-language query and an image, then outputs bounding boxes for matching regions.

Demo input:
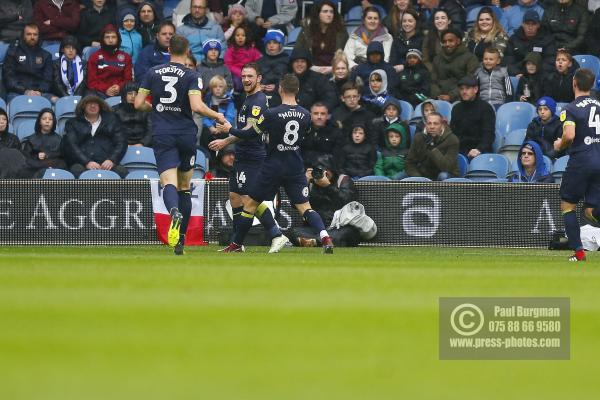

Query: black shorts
[153,134,196,174]
[229,159,262,195]
[248,167,309,205]
[559,168,600,207]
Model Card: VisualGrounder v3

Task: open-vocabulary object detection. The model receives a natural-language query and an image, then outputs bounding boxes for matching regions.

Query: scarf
[60,55,84,96]
[355,24,386,46]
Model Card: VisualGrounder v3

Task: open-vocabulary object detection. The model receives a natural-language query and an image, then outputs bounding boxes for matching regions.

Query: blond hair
[209,75,226,89]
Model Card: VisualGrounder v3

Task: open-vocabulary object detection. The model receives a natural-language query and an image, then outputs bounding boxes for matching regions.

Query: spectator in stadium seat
[585,8,600,58]
[119,8,143,65]
[374,123,410,180]
[328,50,352,109]
[383,0,416,38]
[0,0,32,43]
[197,39,233,92]
[515,52,544,104]
[405,111,460,180]
[510,140,554,183]
[350,41,397,95]
[245,0,297,51]
[464,7,509,62]
[413,99,437,137]
[256,29,288,102]
[53,35,87,97]
[33,0,80,42]
[63,95,128,178]
[372,97,408,149]
[201,75,236,157]
[77,0,117,48]
[112,81,152,147]
[293,0,348,75]
[86,24,133,98]
[224,26,262,93]
[331,82,376,142]
[3,24,58,102]
[417,0,466,33]
[136,1,161,47]
[389,9,424,74]
[134,21,174,82]
[176,0,227,63]
[118,0,164,21]
[396,48,431,106]
[211,143,235,178]
[504,0,545,37]
[450,76,496,158]
[505,10,556,77]
[0,109,20,150]
[542,49,576,103]
[302,102,343,168]
[422,9,451,73]
[430,28,479,103]
[20,107,67,178]
[361,69,394,117]
[222,4,249,41]
[524,96,564,159]
[344,6,393,70]
[542,0,590,54]
[287,47,337,111]
[474,47,512,109]
[335,123,377,179]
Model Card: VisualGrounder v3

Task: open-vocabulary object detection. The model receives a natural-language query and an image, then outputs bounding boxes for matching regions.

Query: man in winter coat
[134,21,174,81]
[506,10,556,76]
[77,0,116,48]
[542,0,590,53]
[33,0,80,42]
[0,0,32,43]
[504,0,545,36]
[112,81,152,147]
[176,0,226,63]
[302,102,343,168]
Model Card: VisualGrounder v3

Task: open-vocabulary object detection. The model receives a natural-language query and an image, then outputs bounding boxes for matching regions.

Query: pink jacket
[224,45,262,77]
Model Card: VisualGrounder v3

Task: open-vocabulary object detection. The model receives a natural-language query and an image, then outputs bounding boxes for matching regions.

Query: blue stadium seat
[457,153,468,177]
[192,169,205,179]
[0,41,9,64]
[555,102,568,116]
[82,46,99,61]
[409,125,416,141]
[195,149,207,171]
[465,153,510,181]
[346,24,357,36]
[79,170,122,180]
[358,175,392,181]
[286,26,301,46]
[495,102,536,141]
[345,5,363,22]
[125,169,160,179]
[43,42,60,60]
[105,96,121,107]
[8,95,52,132]
[509,76,519,101]
[120,146,157,170]
[55,95,81,134]
[411,100,453,122]
[484,178,509,183]
[0,97,6,112]
[444,177,472,182]
[552,155,569,182]
[43,168,75,180]
[398,100,413,121]
[401,176,432,182]
[16,119,36,140]
[573,55,600,78]
[499,128,527,163]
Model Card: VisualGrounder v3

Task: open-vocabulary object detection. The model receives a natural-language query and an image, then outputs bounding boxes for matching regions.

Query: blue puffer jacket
[134,43,170,82]
[119,7,143,64]
[176,14,226,63]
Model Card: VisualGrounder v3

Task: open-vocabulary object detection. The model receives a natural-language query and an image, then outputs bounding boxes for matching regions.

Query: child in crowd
[543,49,576,103]
[516,52,544,104]
[336,123,377,179]
[256,29,289,101]
[397,49,430,107]
[53,35,86,97]
[413,100,437,136]
[374,123,410,180]
[224,25,262,93]
[372,98,409,149]
[222,4,248,41]
[525,96,563,159]
[361,69,393,116]
[197,39,233,92]
[119,8,143,64]
[474,47,512,109]
[20,108,67,178]
[201,75,236,160]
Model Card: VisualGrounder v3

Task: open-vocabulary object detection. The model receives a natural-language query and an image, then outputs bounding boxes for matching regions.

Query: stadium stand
[120,146,157,171]
[0,97,6,112]
[495,102,536,141]
[0,42,9,64]
[397,100,413,122]
[555,102,568,116]
[552,155,569,183]
[401,177,432,182]
[105,96,121,107]
[125,169,160,180]
[42,42,60,61]
[16,119,36,141]
[42,169,76,180]
[573,55,600,78]
[79,170,122,180]
[465,153,510,181]
[55,96,81,134]
[457,154,468,178]
[499,129,527,163]
[358,175,392,181]
[444,177,472,182]
[8,95,52,133]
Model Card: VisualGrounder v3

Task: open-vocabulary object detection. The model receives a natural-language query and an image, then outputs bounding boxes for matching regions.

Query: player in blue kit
[208,63,287,253]
[553,68,600,262]
[217,74,334,254]
[134,35,225,255]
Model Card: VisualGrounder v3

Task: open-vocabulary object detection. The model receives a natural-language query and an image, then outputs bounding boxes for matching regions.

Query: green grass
[1,246,599,399]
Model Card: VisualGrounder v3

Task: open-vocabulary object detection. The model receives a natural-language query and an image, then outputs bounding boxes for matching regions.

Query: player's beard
[244,81,258,94]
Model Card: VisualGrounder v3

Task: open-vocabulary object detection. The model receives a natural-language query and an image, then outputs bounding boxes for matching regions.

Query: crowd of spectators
[0,0,599,182]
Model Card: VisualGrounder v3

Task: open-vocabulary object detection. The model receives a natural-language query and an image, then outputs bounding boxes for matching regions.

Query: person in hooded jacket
[286,47,337,112]
[336,123,377,179]
[0,108,26,178]
[510,140,554,183]
[53,35,87,97]
[350,41,397,96]
[119,7,143,65]
[374,122,410,180]
[112,81,152,147]
[371,97,409,149]
[136,1,161,47]
[361,69,394,116]
[77,0,117,48]
[0,109,20,150]
[0,0,32,43]
[86,24,133,98]
[396,48,430,106]
[515,52,544,104]
[524,96,564,159]
[20,108,67,178]
[344,6,393,70]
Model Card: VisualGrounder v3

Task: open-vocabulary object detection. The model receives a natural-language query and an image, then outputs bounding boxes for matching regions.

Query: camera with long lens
[311,167,325,180]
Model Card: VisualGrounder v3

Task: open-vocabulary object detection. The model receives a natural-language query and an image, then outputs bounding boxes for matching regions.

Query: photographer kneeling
[290,155,375,247]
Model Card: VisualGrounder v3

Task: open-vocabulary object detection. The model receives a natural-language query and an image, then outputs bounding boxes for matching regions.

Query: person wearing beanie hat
[211,144,236,178]
[53,35,87,97]
[119,7,143,64]
[86,24,133,98]
[262,28,285,46]
[257,28,288,99]
[524,96,563,159]
[197,38,234,92]
[77,0,117,48]
[374,122,410,179]
[223,4,248,41]
[177,0,227,62]
[397,48,431,106]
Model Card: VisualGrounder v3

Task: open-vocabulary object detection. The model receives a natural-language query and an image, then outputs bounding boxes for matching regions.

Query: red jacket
[33,0,80,41]
[87,49,133,93]
[224,45,262,77]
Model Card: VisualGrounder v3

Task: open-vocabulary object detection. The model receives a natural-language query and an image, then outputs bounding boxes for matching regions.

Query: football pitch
[1,245,599,399]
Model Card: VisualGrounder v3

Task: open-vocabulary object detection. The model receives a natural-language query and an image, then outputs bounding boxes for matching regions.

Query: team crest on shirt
[252,106,261,116]
[117,54,125,61]
[35,57,43,64]
[560,110,566,122]
[18,55,26,62]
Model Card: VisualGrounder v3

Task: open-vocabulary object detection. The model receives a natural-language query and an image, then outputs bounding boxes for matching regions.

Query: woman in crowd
[383,0,414,38]
[20,108,67,178]
[328,50,352,107]
[390,9,423,73]
[294,0,348,75]
[344,6,393,70]
[464,7,508,61]
[422,9,451,72]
